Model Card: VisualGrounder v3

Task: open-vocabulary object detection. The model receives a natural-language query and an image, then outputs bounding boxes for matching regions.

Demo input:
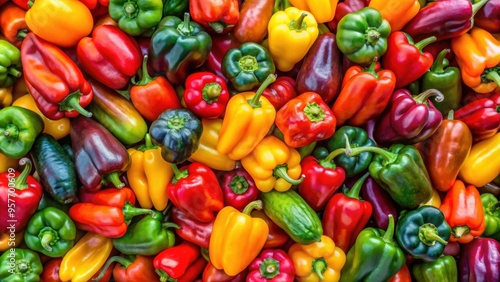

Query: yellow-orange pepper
[59,232,113,282]
[209,200,269,276]
[288,235,346,282]
[241,135,304,192]
[459,132,500,187]
[0,87,12,108]
[421,188,441,208]
[451,27,500,93]
[127,133,173,210]
[0,231,24,252]
[369,0,420,31]
[13,94,70,140]
[288,0,338,23]
[0,152,19,173]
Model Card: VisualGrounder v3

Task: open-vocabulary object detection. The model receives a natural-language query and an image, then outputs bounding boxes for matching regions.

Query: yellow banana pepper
[217,75,277,161]
[288,235,346,282]
[288,0,338,23]
[421,188,442,208]
[189,118,236,171]
[127,133,173,210]
[459,132,500,187]
[209,200,269,276]
[0,231,24,252]
[59,232,113,282]
[13,94,70,140]
[369,0,420,31]
[0,152,19,173]
[268,7,319,72]
[241,135,304,192]
[0,87,13,108]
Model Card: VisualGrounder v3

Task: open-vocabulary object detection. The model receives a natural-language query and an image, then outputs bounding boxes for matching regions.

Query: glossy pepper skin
[251,209,290,249]
[411,256,458,282]
[455,92,500,142]
[360,176,398,230]
[184,72,229,119]
[170,206,214,248]
[220,167,260,211]
[94,255,159,282]
[148,13,212,85]
[163,0,188,17]
[232,0,274,44]
[481,193,500,237]
[475,0,500,33]
[336,7,391,65]
[189,0,239,33]
[332,60,396,127]
[0,40,21,88]
[288,0,337,23]
[327,0,369,32]
[369,0,420,31]
[0,248,42,282]
[0,3,28,48]
[459,237,500,282]
[153,241,202,281]
[261,76,297,110]
[247,249,295,282]
[21,33,93,120]
[108,0,163,36]
[459,133,500,187]
[0,106,44,158]
[203,34,241,81]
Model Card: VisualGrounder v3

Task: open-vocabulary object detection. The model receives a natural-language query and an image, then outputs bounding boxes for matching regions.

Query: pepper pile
[1,0,500,281]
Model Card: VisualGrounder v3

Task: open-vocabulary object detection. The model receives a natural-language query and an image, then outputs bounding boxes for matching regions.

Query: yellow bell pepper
[189,118,236,171]
[459,132,500,187]
[13,94,70,140]
[217,75,277,161]
[0,87,13,108]
[127,133,173,210]
[59,232,113,282]
[0,152,19,173]
[421,188,442,208]
[241,135,304,192]
[209,200,269,276]
[268,7,319,72]
[0,231,24,252]
[369,0,420,31]
[288,235,346,282]
[288,0,338,23]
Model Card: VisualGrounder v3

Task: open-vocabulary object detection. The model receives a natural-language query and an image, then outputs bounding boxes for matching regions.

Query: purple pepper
[475,0,500,33]
[360,176,399,229]
[459,237,500,282]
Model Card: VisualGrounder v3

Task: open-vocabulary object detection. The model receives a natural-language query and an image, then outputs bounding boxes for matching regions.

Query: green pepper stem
[170,163,189,184]
[364,58,379,79]
[419,223,448,246]
[343,134,398,165]
[201,247,210,262]
[273,165,305,185]
[123,2,137,15]
[382,214,395,243]
[178,13,193,36]
[134,56,154,86]
[472,0,490,16]
[413,89,444,104]
[453,225,470,238]
[324,148,346,162]
[290,13,308,31]
[422,230,448,245]
[485,71,500,87]
[312,258,327,280]
[247,74,277,108]
[162,222,180,230]
[208,22,225,33]
[59,91,93,117]
[93,256,134,281]
[366,28,381,46]
[202,82,222,104]
[8,68,22,78]
[431,49,450,73]
[242,200,263,215]
[447,110,454,120]
[274,0,292,13]
[156,269,171,282]
[105,172,125,189]
[259,257,281,279]
[491,201,500,212]
[122,202,154,222]
[229,175,250,195]
[27,0,34,7]
[17,29,28,40]
[345,172,370,199]
[13,158,31,189]
[3,124,19,140]
[304,102,325,122]
[137,133,158,151]
[40,231,54,252]
[414,36,437,52]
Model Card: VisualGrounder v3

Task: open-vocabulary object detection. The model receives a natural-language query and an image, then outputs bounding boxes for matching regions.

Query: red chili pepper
[170,206,214,248]
[184,72,230,119]
[455,92,500,142]
[247,249,295,282]
[153,241,202,280]
[260,76,297,110]
[219,168,260,211]
[78,187,136,207]
[189,0,240,34]
[202,262,247,282]
[251,210,289,249]
[203,34,241,81]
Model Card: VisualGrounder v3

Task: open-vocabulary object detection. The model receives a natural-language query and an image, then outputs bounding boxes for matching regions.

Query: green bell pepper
[336,7,391,65]
[24,207,76,258]
[163,0,188,17]
[395,206,451,262]
[0,40,22,88]
[481,193,500,237]
[148,13,212,85]
[421,49,462,115]
[0,248,43,282]
[0,106,44,159]
[112,211,178,256]
[340,215,406,282]
[108,0,164,36]
[411,255,458,282]
[222,42,276,92]
[37,192,70,214]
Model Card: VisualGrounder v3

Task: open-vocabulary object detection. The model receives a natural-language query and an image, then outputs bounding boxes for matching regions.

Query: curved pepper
[184,71,230,119]
[233,0,274,44]
[459,132,500,187]
[108,0,163,36]
[455,92,500,142]
[360,176,398,230]
[369,0,420,31]
[0,106,44,158]
[247,249,295,282]
[153,241,205,281]
[189,0,239,33]
[0,3,28,48]
[0,248,42,282]
[480,193,500,237]
[411,256,457,282]
[458,237,500,282]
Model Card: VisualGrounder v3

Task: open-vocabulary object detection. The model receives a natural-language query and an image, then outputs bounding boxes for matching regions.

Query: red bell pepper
[21,32,93,120]
[260,76,297,110]
[322,173,373,253]
[381,32,437,89]
[78,187,136,207]
[11,0,28,10]
[251,209,289,249]
[275,92,336,148]
[94,255,159,282]
[189,0,239,34]
[331,60,396,127]
[203,34,241,81]
[154,241,205,281]
[170,206,214,248]
[0,158,42,233]
[77,25,142,90]
[388,264,411,282]
[455,92,500,142]
[247,249,295,282]
[219,168,260,211]
[168,162,224,223]
[374,89,444,144]
[327,0,370,32]
[203,262,247,282]
[79,0,108,9]
[184,72,230,119]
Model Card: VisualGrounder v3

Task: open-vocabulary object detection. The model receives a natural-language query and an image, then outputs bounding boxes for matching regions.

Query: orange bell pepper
[369,0,420,31]
[288,235,346,282]
[0,3,28,48]
[459,132,500,187]
[288,0,338,23]
[0,231,24,252]
[440,180,486,244]
[209,200,269,276]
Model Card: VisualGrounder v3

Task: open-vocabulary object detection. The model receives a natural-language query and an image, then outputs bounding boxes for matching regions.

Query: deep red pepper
[260,76,297,110]
[202,262,247,282]
[184,72,230,119]
[475,0,500,34]
[153,241,202,281]
[170,206,214,249]
[78,187,136,207]
[178,257,208,282]
[455,92,500,142]
[203,34,241,81]
[0,158,42,233]
[219,167,260,211]
[40,258,63,282]
[251,209,289,249]
[327,0,370,32]
[11,0,28,10]
[189,0,239,34]
[79,0,108,10]
[93,255,159,282]
[247,249,295,282]
[360,176,398,230]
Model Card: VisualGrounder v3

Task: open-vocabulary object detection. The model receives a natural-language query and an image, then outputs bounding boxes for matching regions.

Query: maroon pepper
[203,262,247,282]
[260,76,297,110]
[170,206,214,249]
[203,34,241,81]
[360,176,398,230]
[459,237,500,282]
[219,168,260,211]
[475,0,500,33]
[455,92,500,142]
[247,249,295,282]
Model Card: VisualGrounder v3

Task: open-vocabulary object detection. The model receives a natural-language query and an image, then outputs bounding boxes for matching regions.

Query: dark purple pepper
[472,0,500,33]
[360,176,398,229]
[459,237,500,282]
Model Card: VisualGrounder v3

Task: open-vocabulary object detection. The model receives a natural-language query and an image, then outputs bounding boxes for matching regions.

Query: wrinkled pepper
[170,206,214,248]
[455,92,500,142]
[0,106,44,158]
[480,193,500,237]
[0,248,42,282]
[108,0,163,36]
[189,0,239,33]
[220,167,260,211]
[0,40,21,88]
[458,237,500,282]
[247,249,295,282]
[184,71,229,119]
[411,256,458,282]
[0,3,28,48]
[261,76,297,110]
[459,132,500,187]
[368,0,420,31]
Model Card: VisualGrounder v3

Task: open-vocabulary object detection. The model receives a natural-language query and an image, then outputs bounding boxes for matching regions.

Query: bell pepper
[260,76,297,110]
[203,34,241,81]
[0,40,21,88]
[148,13,212,85]
[481,193,500,237]
[251,209,289,249]
[403,0,489,43]
[210,200,269,276]
[322,173,373,253]
[163,0,187,17]
[171,206,214,248]
[222,42,276,92]
[360,175,399,230]
[59,232,113,282]
[189,0,239,33]
[0,106,44,158]
[0,158,43,233]
[94,255,159,282]
[216,74,277,161]
[0,231,24,252]
[382,32,436,89]
[440,180,486,244]
[25,0,93,47]
[184,72,229,119]
[0,153,18,174]
[411,256,458,282]
[455,93,500,142]
[149,108,202,164]
[112,211,178,256]
[288,0,337,23]
[327,0,369,32]
[153,241,205,281]
[459,237,500,282]
[389,264,411,282]
[267,7,319,72]
[233,0,274,43]
[450,27,500,93]
[0,3,28,48]
[0,248,43,282]
[79,186,136,207]
[0,86,13,108]
[273,126,316,160]
[275,92,336,148]
[369,0,420,31]
[203,262,248,282]
[168,162,224,223]
[459,132,500,187]
[475,0,500,33]
[340,215,405,281]
[336,7,390,65]
[332,60,396,127]
[220,167,260,211]
[374,89,444,144]
[108,0,163,36]
[77,25,142,90]
[247,249,295,281]
[288,235,346,282]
